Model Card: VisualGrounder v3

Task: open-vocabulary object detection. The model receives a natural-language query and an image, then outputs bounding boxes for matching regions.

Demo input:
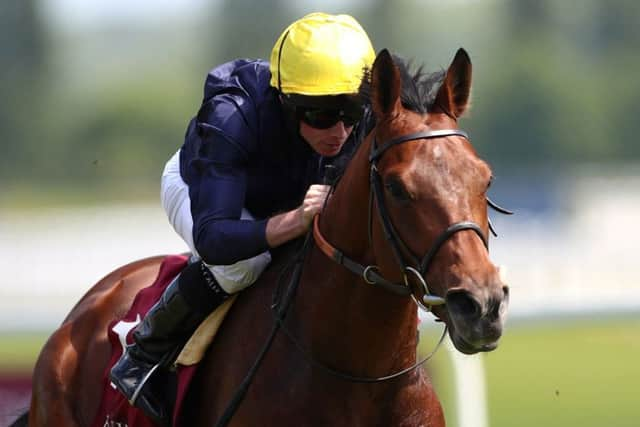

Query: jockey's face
[299,120,353,157]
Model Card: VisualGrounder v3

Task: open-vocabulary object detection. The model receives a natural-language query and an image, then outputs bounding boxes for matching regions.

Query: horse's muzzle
[444,284,509,354]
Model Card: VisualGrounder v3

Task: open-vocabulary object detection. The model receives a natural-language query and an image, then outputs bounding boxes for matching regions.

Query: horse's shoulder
[30,255,176,425]
[34,255,168,379]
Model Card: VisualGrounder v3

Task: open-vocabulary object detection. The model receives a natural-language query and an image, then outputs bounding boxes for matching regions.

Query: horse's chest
[241,379,442,427]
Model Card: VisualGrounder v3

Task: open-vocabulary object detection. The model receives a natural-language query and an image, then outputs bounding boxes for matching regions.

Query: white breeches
[160,150,272,294]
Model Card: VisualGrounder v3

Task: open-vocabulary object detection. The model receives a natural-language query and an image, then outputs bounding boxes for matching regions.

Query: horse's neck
[295,137,419,378]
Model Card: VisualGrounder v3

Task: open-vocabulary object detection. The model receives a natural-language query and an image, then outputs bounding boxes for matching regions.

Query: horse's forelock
[360,56,445,115]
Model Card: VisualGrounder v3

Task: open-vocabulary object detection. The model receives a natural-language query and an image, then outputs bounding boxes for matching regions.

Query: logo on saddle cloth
[91,255,237,427]
[103,415,129,427]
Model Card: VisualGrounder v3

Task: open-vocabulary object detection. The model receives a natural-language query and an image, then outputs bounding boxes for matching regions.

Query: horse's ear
[435,48,472,118]
[370,49,402,120]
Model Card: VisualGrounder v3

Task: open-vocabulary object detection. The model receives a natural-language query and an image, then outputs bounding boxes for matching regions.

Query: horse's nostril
[489,299,502,319]
[446,290,481,319]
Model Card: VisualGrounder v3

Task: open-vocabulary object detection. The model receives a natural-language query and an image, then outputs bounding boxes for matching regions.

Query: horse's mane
[360,55,445,114]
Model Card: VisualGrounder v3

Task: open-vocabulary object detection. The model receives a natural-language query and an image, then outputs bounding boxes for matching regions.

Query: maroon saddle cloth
[91,254,199,427]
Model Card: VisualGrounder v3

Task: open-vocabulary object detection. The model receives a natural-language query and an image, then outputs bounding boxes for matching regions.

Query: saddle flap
[175,295,237,366]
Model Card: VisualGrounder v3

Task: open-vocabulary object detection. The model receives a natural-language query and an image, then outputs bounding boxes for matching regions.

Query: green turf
[418,315,640,427]
[483,316,640,427]
[0,333,49,374]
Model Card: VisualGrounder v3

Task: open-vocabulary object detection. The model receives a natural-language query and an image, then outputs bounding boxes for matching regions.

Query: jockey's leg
[109,260,229,423]
[109,151,271,423]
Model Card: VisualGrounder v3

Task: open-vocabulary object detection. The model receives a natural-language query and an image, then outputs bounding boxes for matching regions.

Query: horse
[22,48,509,427]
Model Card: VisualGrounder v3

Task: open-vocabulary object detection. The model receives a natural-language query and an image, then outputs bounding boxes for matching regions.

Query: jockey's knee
[206,251,272,294]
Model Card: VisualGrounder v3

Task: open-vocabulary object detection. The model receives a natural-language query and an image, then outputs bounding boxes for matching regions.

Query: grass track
[420,314,640,427]
[0,333,49,374]
[483,315,640,427]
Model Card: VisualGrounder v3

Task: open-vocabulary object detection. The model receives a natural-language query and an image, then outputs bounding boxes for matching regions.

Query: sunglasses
[298,106,363,129]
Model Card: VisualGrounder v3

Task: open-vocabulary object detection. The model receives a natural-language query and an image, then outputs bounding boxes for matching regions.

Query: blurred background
[1,0,639,426]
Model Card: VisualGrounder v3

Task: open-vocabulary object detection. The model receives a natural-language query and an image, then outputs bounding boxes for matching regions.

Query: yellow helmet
[270,13,375,96]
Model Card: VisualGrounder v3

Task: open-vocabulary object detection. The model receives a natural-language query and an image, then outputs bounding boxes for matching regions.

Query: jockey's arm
[187,131,330,265]
[189,163,268,266]
[192,171,329,264]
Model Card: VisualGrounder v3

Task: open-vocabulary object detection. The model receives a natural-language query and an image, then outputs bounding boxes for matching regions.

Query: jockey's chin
[300,121,353,157]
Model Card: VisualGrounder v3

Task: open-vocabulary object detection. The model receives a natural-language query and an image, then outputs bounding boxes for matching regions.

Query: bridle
[216,128,512,426]
[313,128,489,311]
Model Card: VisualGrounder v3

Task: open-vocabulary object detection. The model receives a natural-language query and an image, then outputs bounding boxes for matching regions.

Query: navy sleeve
[186,93,270,266]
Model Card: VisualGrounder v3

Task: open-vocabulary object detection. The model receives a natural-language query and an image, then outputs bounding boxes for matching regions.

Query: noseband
[313,128,488,311]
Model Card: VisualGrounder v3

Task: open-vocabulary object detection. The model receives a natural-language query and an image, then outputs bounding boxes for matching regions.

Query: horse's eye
[385,177,411,202]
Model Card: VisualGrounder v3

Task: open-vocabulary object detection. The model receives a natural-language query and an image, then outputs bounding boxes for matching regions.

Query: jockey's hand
[298,184,331,230]
[265,184,331,248]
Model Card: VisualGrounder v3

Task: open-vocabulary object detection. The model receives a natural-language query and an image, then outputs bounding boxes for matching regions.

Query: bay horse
[23,48,508,427]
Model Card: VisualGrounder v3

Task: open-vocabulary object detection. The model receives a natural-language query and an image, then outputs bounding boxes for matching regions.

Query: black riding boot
[109,260,230,425]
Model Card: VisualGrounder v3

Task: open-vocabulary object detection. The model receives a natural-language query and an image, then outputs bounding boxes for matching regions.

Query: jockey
[109,12,375,420]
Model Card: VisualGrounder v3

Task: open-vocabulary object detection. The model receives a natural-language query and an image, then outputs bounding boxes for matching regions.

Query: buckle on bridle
[362,265,381,285]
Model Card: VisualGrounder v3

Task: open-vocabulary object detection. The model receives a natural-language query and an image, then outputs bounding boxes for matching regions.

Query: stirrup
[129,362,162,406]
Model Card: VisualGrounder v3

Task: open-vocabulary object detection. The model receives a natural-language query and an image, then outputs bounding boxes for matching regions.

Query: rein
[312,216,411,296]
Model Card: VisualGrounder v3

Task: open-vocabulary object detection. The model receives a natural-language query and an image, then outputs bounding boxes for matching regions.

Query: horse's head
[367,49,509,354]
